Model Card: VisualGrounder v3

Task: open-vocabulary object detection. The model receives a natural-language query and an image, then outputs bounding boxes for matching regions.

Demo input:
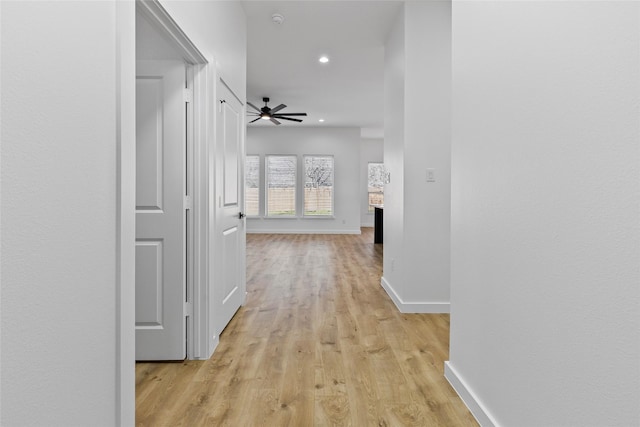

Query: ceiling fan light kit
[247,97,307,126]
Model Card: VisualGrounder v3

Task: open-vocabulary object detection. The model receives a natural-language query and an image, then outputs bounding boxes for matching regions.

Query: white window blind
[304,156,334,216]
[266,155,297,216]
[368,162,384,212]
[245,155,260,217]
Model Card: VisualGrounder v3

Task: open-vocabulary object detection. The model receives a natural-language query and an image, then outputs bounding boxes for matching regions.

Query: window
[304,156,334,216]
[368,162,385,212]
[245,155,260,216]
[266,155,297,216]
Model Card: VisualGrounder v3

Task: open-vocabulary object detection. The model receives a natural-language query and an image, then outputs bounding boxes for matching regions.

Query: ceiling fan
[247,97,307,125]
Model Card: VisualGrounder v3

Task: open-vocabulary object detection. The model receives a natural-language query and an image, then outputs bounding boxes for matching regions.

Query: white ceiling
[241,1,402,131]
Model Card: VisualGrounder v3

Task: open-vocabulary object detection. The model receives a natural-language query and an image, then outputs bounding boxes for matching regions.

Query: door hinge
[183,88,193,103]
[184,302,193,317]
[184,195,192,210]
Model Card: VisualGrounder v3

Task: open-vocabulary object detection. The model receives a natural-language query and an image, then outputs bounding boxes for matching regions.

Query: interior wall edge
[444,362,499,427]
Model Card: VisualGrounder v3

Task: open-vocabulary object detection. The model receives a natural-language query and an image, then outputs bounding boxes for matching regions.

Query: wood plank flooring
[136,229,478,426]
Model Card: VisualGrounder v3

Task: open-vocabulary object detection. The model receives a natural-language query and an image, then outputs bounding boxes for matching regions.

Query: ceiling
[241,1,402,133]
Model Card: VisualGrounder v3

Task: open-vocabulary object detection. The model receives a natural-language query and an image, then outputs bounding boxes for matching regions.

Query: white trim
[444,362,500,427]
[136,0,207,65]
[193,335,218,361]
[219,77,244,106]
[191,60,213,360]
[247,229,361,235]
[380,276,450,313]
[115,1,136,425]
[185,64,195,359]
[131,0,211,359]
[207,66,219,359]
[137,0,211,360]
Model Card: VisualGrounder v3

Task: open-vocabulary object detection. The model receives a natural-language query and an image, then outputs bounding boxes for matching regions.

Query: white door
[214,81,246,335]
[135,60,188,361]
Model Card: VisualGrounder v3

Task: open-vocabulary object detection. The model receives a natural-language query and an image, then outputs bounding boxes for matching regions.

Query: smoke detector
[272,13,284,25]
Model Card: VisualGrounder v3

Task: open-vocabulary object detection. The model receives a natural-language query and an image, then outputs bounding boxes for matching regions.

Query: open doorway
[134,0,208,361]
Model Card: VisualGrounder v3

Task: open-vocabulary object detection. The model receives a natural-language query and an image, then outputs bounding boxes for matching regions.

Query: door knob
[238,212,246,219]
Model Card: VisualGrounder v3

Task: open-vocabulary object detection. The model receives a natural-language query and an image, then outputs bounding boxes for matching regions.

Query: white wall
[1,2,118,425]
[1,1,247,424]
[403,1,451,305]
[160,0,246,100]
[382,5,406,302]
[447,2,640,426]
[246,127,362,234]
[359,138,384,227]
[382,2,451,312]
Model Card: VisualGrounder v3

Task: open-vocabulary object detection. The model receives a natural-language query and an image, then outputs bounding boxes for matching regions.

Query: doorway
[134,0,208,361]
[117,1,247,421]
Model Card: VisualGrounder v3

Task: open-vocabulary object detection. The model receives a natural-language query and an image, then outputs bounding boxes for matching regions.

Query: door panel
[214,81,246,335]
[135,77,164,211]
[222,226,239,300]
[224,110,239,205]
[135,60,187,361]
[135,240,163,326]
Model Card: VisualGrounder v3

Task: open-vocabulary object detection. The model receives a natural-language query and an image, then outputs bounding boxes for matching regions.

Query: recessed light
[318,56,329,64]
[318,119,325,123]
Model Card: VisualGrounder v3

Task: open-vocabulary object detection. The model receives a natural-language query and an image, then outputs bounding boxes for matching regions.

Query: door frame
[116,0,216,424]
[136,0,213,360]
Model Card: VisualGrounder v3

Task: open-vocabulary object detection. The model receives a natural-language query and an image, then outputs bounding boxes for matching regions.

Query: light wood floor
[136,229,478,426]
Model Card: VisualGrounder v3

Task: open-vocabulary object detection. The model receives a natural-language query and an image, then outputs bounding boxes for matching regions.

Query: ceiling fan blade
[269,104,287,114]
[249,117,261,123]
[276,116,303,123]
[247,102,261,113]
[273,113,307,117]
[270,118,281,125]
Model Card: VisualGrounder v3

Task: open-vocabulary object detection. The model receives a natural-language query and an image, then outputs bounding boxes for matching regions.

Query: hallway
[136,229,477,426]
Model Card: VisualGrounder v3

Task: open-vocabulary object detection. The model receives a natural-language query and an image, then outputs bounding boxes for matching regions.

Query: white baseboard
[247,229,361,235]
[192,335,219,361]
[444,362,499,427]
[380,276,450,313]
